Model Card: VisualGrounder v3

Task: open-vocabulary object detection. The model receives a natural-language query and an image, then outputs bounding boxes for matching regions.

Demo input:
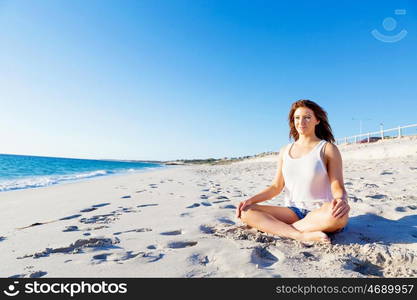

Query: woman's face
[293,107,320,136]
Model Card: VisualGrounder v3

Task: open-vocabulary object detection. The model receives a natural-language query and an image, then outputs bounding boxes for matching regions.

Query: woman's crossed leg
[240,203,348,243]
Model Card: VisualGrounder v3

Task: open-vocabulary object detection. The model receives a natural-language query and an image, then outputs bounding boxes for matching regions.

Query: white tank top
[282,140,333,211]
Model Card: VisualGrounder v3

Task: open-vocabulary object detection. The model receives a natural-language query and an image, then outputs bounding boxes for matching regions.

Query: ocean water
[0,154,164,192]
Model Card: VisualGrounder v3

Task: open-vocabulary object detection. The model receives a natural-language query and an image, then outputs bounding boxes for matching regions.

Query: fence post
[398,126,402,138]
[367,132,370,143]
[380,124,384,140]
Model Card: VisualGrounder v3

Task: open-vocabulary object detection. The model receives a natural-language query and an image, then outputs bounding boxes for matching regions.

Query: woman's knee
[324,212,349,231]
[320,204,349,229]
[240,205,259,223]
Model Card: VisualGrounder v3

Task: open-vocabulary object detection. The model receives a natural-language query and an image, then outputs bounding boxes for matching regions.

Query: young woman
[236,100,349,243]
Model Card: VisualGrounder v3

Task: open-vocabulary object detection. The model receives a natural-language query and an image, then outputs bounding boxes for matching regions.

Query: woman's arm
[236,146,286,218]
[325,143,350,218]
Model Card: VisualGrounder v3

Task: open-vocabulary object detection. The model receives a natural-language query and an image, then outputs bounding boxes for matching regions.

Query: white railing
[336,123,417,145]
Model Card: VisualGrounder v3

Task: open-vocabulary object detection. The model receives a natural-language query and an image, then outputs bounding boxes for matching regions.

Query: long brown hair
[288,99,335,143]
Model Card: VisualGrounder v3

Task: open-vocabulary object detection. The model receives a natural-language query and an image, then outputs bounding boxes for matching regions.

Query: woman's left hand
[331,198,350,218]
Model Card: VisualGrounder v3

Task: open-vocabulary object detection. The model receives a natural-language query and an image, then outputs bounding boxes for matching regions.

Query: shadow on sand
[330,213,417,245]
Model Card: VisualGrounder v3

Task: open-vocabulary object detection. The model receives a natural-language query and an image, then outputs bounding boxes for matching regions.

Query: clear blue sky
[0,0,416,161]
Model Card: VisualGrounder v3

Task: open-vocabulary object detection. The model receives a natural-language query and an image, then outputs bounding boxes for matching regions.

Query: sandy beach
[1,136,416,278]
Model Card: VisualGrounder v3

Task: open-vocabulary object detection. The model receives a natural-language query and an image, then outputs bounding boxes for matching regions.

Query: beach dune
[0,136,417,278]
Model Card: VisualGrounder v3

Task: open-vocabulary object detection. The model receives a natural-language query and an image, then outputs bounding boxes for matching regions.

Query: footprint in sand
[217,217,235,225]
[92,203,110,208]
[91,253,112,264]
[186,203,200,209]
[167,241,198,249]
[200,195,209,200]
[92,251,162,263]
[117,251,149,262]
[149,184,158,188]
[9,274,25,278]
[395,205,417,212]
[60,214,82,221]
[200,202,212,207]
[199,225,215,234]
[348,195,362,203]
[9,271,48,278]
[80,207,98,213]
[80,213,119,225]
[300,251,319,261]
[160,230,182,236]
[380,171,394,175]
[28,271,48,278]
[137,204,158,208]
[343,257,383,277]
[135,252,164,263]
[118,207,138,213]
[366,194,387,200]
[250,246,279,268]
[365,183,379,188]
[220,204,236,209]
[63,226,79,232]
[0,236,6,242]
[121,195,131,199]
[187,253,209,266]
[212,199,231,204]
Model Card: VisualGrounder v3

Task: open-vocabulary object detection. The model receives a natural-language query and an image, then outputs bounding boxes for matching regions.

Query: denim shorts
[288,206,310,220]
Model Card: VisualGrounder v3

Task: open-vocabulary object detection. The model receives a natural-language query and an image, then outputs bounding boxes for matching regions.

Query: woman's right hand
[236,199,253,219]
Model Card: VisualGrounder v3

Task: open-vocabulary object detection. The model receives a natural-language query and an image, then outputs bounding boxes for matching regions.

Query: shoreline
[0,164,170,193]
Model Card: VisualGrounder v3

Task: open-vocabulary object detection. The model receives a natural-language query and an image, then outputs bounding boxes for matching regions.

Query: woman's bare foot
[299,231,330,243]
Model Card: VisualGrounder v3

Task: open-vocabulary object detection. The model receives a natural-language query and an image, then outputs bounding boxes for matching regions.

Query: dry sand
[0,136,416,278]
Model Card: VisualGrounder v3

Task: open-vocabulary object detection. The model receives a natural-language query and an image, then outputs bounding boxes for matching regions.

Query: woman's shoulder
[323,141,341,157]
